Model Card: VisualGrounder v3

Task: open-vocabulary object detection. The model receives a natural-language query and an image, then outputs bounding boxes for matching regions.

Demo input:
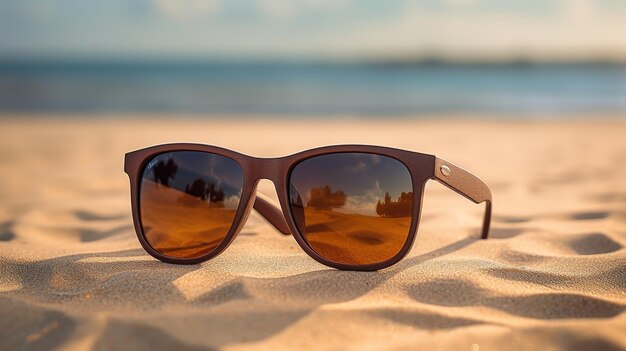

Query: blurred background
[0,0,624,117]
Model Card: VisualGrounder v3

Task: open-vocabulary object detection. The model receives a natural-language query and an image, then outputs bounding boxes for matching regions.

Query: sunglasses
[124,144,492,271]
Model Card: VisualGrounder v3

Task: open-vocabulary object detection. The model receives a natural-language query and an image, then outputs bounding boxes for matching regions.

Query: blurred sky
[1,0,625,61]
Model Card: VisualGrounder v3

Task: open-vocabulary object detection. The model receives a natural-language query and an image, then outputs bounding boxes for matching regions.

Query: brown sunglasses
[124,144,492,271]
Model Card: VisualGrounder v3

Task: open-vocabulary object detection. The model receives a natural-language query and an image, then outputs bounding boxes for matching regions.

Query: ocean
[0,61,624,116]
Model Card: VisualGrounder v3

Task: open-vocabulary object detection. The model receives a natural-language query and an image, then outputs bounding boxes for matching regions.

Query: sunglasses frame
[125,144,491,271]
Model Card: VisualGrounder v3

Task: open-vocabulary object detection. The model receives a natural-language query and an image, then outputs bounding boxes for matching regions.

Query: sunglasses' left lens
[139,151,244,259]
[288,152,414,266]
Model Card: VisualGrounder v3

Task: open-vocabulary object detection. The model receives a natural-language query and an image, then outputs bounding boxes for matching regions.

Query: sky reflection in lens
[290,153,413,216]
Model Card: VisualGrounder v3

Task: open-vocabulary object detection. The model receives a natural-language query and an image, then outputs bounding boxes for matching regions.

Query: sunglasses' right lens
[139,151,244,259]
[288,153,414,266]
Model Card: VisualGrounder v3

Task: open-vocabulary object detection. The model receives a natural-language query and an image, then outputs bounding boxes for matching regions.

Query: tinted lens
[139,151,244,259]
[289,153,414,265]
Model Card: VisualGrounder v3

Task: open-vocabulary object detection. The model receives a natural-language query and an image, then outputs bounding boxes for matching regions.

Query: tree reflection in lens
[289,153,413,265]
[140,151,244,259]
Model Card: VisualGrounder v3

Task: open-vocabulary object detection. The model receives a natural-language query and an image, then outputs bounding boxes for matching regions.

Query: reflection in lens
[289,153,414,265]
[139,151,243,259]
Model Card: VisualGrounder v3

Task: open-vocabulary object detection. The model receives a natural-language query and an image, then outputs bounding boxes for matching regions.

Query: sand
[0,115,625,350]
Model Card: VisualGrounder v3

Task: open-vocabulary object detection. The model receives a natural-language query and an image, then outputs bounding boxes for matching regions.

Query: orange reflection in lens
[289,153,413,265]
[139,152,243,259]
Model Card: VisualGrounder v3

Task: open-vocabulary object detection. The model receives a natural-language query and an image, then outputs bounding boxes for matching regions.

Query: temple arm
[253,194,291,235]
[433,157,492,239]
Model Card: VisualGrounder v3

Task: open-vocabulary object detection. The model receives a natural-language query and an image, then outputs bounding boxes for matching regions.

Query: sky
[290,153,413,216]
[1,0,625,61]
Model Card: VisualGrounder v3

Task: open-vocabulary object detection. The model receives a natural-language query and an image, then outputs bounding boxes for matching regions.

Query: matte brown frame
[124,144,492,271]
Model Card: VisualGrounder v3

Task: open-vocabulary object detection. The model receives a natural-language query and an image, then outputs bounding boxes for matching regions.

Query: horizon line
[1,55,626,66]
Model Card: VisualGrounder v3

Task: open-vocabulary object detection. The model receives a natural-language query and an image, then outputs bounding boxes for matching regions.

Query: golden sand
[140,178,238,258]
[0,116,625,350]
[301,209,411,265]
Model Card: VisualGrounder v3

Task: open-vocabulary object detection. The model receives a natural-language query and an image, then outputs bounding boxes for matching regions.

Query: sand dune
[299,209,412,265]
[140,179,239,258]
[0,116,625,350]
